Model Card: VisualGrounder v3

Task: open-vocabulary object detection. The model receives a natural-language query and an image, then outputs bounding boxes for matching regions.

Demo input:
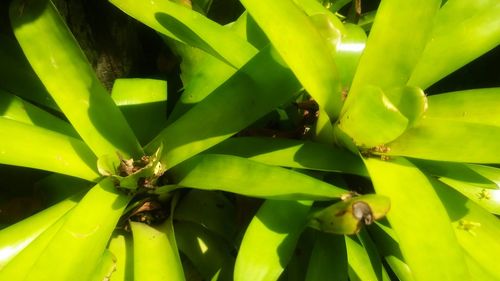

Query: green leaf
[335,23,367,89]
[111,78,168,145]
[0,34,58,111]
[368,222,415,281]
[308,194,390,235]
[207,137,367,177]
[346,230,390,281]
[0,89,77,137]
[439,178,500,215]
[175,221,234,281]
[0,118,99,181]
[241,0,343,119]
[22,178,131,281]
[109,0,256,68]
[432,179,500,280]
[0,211,69,280]
[426,88,500,126]
[88,250,117,281]
[130,221,185,281]
[411,159,497,189]
[107,234,133,281]
[146,46,301,168]
[344,0,440,112]
[385,86,428,127]
[409,1,500,89]
[170,154,347,200]
[305,233,348,281]
[174,190,236,242]
[234,200,312,281]
[34,174,92,206]
[467,164,500,185]
[10,0,143,159]
[364,157,470,281]
[167,51,236,123]
[337,85,408,148]
[0,194,80,269]
[386,118,500,163]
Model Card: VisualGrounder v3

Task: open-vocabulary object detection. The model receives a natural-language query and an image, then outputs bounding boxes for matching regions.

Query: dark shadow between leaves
[255,200,310,269]
[154,12,231,66]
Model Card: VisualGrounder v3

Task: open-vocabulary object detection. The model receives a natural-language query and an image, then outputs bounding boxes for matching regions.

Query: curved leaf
[146,46,301,168]
[368,222,415,281]
[0,211,69,280]
[10,0,143,159]
[338,85,408,148]
[0,194,80,269]
[107,234,133,281]
[0,35,58,111]
[207,137,367,177]
[109,0,256,68]
[22,178,131,281]
[346,230,390,281]
[174,190,236,242]
[426,88,500,126]
[234,200,312,281]
[439,178,500,215]
[175,221,234,281]
[88,249,116,281]
[433,179,500,280]
[0,89,77,137]
[111,78,168,145]
[170,154,347,200]
[364,157,470,281]
[305,233,347,281]
[130,221,185,281]
[344,0,440,112]
[409,2,500,89]
[308,194,390,235]
[386,118,500,163]
[0,118,99,181]
[241,0,343,119]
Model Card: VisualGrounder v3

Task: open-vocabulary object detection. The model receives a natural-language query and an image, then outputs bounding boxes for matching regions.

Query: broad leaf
[10,0,142,159]
[364,157,470,281]
[234,200,312,281]
[170,154,347,200]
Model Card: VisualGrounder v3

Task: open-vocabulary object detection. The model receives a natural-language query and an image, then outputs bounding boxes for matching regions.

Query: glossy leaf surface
[111,78,168,145]
[22,178,131,281]
[0,194,80,269]
[234,200,312,281]
[10,0,143,159]
[338,85,408,148]
[409,1,500,89]
[364,157,470,281]
[433,179,500,280]
[242,0,343,119]
[0,89,77,137]
[171,154,347,200]
[109,0,257,68]
[130,221,185,281]
[0,118,99,181]
[146,46,301,168]
[344,0,440,111]
[386,118,500,163]
[207,137,367,176]
[426,88,500,126]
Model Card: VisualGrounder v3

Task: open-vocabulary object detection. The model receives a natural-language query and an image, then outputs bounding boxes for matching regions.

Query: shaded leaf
[364,157,470,281]
[234,200,312,281]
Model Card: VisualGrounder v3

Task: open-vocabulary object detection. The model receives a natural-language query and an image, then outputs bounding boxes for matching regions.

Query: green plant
[0,0,499,280]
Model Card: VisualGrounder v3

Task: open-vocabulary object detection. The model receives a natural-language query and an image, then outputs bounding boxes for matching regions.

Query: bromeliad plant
[0,0,499,280]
